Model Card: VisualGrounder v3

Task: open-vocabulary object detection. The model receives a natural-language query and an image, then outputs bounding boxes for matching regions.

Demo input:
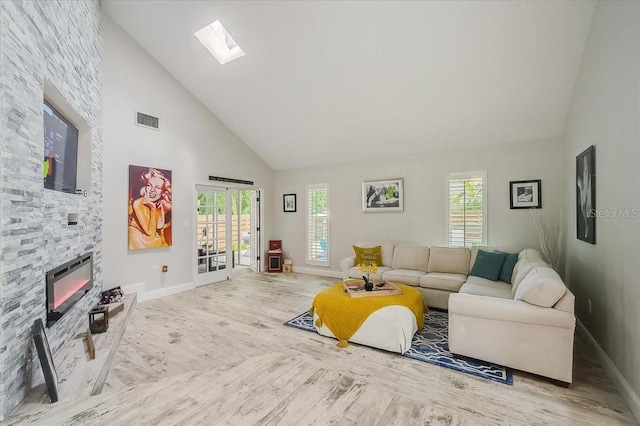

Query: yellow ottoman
[311,283,425,353]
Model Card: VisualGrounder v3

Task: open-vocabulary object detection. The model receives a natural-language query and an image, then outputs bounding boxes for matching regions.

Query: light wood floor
[8,272,639,425]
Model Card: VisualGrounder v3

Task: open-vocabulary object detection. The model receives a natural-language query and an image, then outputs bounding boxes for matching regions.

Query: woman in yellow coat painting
[128,167,172,249]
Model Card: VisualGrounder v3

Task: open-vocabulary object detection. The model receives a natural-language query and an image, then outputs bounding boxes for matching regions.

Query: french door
[250,190,261,272]
[195,185,232,286]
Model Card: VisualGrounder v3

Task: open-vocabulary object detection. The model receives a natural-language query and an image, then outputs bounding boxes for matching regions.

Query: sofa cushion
[382,269,424,286]
[469,246,517,270]
[353,245,383,266]
[391,245,430,272]
[427,247,471,275]
[348,266,392,280]
[514,266,567,308]
[418,272,466,292]
[459,278,513,299]
[512,257,548,294]
[498,252,519,283]
[469,249,506,281]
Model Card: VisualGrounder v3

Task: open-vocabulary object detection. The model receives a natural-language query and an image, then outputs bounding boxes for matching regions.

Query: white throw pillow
[518,248,542,260]
[514,266,567,308]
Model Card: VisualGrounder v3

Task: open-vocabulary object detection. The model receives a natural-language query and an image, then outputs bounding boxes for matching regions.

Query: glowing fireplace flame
[54,279,90,309]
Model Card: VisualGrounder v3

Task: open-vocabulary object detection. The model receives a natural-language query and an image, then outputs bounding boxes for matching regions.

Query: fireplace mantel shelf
[15,293,137,411]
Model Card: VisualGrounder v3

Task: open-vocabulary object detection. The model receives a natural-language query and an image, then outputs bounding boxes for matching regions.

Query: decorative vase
[363,275,374,291]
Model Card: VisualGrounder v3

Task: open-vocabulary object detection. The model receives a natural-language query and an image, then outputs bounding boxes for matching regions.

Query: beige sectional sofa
[341,243,489,310]
[340,243,576,384]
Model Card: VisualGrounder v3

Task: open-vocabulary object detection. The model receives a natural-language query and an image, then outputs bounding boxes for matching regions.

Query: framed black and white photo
[509,180,541,209]
[577,145,595,244]
[362,178,404,212]
[32,318,59,403]
[283,194,296,212]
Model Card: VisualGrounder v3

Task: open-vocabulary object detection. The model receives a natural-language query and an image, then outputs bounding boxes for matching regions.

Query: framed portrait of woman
[128,165,173,249]
[576,146,595,244]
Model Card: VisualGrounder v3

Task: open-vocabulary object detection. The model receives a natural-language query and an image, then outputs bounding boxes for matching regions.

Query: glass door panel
[196,186,231,285]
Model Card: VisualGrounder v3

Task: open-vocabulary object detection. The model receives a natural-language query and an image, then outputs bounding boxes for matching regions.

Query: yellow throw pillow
[353,245,382,266]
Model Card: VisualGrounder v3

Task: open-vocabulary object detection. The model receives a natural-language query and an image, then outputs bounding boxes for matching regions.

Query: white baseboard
[120,282,145,297]
[121,281,195,303]
[292,266,343,279]
[576,320,640,422]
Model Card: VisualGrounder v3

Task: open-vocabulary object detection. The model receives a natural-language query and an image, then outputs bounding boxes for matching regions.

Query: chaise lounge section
[340,243,576,383]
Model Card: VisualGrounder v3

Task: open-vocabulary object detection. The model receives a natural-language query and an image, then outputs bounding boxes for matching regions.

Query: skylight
[195,20,245,65]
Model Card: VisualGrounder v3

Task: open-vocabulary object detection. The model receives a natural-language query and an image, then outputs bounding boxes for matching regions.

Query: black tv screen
[43,100,78,193]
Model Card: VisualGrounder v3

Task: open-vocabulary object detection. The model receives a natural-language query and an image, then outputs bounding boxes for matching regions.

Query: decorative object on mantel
[99,286,124,305]
[576,145,595,244]
[86,328,96,360]
[32,318,59,402]
[362,178,404,212]
[509,179,541,209]
[89,306,109,334]
[283,193,296,212]
[128,165,173,250]
[531,209,565,272]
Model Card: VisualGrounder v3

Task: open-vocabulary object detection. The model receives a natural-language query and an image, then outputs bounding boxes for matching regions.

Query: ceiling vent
[135,112,159,130]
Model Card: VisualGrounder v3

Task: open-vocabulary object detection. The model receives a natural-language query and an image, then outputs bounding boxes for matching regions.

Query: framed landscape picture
[362,178,404,212]
[576,145,595,244]
[509,180,541,209]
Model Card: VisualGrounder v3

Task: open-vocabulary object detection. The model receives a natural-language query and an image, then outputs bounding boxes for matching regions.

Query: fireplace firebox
[46,252,93,327]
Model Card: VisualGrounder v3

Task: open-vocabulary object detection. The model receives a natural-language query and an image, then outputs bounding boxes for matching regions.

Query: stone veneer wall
[0,0,102,419]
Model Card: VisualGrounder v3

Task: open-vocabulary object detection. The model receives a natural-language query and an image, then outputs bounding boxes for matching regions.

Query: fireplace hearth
[46,253,93,327]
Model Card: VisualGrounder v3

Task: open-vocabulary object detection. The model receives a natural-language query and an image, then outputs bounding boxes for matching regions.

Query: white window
[307,183,329,266]
[446,171,487,247]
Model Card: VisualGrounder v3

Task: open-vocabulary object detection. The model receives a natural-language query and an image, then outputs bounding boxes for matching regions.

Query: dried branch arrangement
[531,209,565,272]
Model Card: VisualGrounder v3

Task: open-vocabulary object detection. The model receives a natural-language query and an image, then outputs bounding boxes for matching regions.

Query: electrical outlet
[588,298,592,314]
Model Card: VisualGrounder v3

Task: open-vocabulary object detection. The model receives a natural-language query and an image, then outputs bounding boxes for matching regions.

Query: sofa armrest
[340,256,356,281]
[449,293,575,329]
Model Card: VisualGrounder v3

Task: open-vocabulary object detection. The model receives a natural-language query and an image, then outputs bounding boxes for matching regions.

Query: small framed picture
[283,194,296,212]
[509,180,541,209]
[362,178,404,212]
[32,318,59,403]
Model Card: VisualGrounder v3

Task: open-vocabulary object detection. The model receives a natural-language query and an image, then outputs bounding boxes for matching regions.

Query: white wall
[102,16,273,296]
[273,137,563,274]
[562,1,640,418]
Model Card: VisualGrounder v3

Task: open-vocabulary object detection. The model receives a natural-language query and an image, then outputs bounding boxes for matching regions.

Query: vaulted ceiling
[102,1,595,170]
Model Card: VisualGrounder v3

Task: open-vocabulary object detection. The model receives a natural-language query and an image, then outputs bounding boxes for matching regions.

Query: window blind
[306,184,329,266]
[446,171,486,247]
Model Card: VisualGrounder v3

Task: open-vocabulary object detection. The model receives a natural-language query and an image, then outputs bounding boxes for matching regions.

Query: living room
[0,0,638,424]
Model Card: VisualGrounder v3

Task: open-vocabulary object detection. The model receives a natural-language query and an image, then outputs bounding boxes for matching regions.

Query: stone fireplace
[46,253,93,327]
[0,1,103,420]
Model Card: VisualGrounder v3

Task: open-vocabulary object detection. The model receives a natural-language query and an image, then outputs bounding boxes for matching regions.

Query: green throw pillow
[498,252,519,283]
[353,245,382,266]
[470,249,506,281]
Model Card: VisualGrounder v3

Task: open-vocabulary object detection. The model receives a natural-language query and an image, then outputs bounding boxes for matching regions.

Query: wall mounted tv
[43,100,78,193]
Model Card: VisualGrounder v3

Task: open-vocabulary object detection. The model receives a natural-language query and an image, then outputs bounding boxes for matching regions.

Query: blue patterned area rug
[284,309,513,385]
